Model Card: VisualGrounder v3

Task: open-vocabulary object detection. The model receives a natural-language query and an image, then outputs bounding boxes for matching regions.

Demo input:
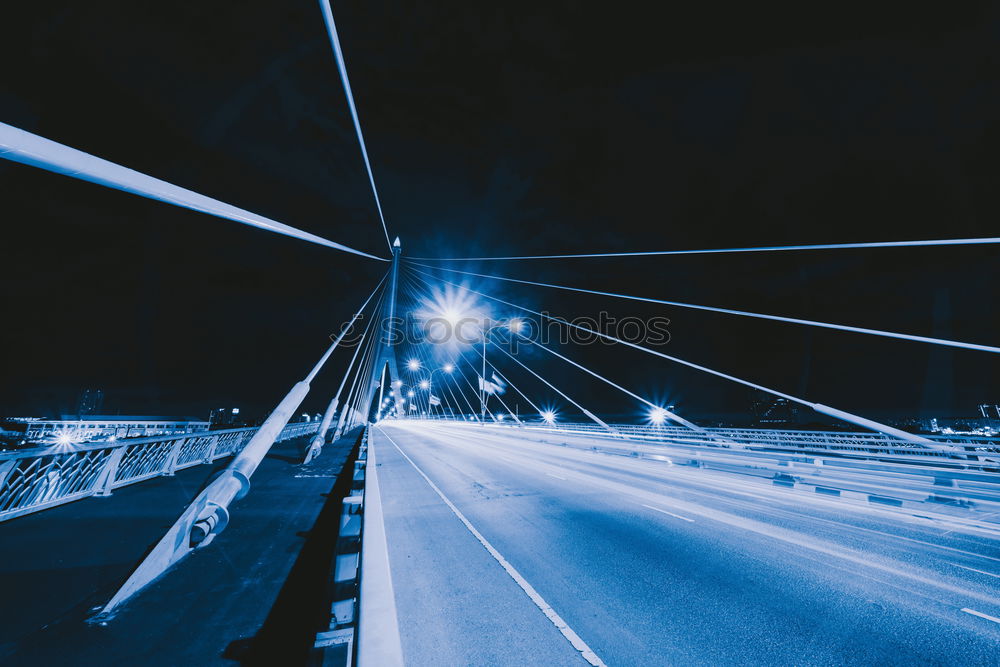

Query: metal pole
[480,334,487,422]
[102,326,354,613]
[306,278,387,462]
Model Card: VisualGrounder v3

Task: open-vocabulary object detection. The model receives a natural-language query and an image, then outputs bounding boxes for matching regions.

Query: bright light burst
[407,359,421,371]
[541,410,557,424]
[648,406,668,426]
[419,379,430,390]
[414,282,490,351]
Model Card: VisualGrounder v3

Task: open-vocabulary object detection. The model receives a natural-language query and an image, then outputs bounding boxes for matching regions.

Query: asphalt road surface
[373,421,1000,666]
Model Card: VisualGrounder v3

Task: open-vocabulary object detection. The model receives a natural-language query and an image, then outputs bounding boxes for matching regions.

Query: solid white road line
[377,427,608,667]
[641,504,695,523]
[961,607,1000,624]
[952,564,1000,579]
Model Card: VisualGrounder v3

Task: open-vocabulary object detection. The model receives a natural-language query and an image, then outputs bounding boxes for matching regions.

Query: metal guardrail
[313,425,404,665]
[399,419,1000,526]
[488,420,1000,463]
[0,422,319,522]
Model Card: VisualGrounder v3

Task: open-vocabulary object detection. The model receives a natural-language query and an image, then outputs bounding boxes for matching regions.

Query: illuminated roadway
[372,421,1000,666]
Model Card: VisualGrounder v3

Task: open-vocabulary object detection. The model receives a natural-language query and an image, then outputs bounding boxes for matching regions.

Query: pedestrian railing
[498,421,1000,462]
[407,416,999,465]
[0,422,319,522]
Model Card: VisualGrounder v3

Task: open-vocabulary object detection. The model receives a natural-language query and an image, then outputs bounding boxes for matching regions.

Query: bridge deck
[372,421,1000,666]
[0,429,361,666]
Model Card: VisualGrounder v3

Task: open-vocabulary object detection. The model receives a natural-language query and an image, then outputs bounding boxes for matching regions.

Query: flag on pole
[491,372,507,393]
[478,375,506,395]
[429,394,441,406]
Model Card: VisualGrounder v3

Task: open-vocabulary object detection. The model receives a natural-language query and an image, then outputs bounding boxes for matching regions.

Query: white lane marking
[378,428,607,667]
[961,607,1000,624]
[546,473,567,480]
[641,504,695,523]
[953,564,1000,579]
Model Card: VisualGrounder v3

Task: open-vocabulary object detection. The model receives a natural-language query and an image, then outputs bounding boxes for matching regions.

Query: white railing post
[96,446,127,497]
[163,438,186,476]
[0,459,17,490]
[203,435,220,463]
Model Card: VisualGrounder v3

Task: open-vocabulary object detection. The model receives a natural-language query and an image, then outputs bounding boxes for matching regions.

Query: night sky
[2,2,998,424]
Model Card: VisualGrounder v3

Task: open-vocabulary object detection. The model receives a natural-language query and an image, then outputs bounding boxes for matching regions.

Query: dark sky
[2,1,998,423]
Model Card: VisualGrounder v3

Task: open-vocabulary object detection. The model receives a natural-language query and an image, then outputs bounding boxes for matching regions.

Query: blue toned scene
[1,2,999,665]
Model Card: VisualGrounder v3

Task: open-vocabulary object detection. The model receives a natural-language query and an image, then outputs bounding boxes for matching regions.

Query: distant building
[209,407,243,429]
[752,395,799,426]
[23,416,210,444]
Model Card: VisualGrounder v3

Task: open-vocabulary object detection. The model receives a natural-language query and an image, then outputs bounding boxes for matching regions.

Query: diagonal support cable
[408,261,1000,354]
[508,329,706,434]
[493,344,614,433]
[409,236,1000,261]
[0,122,385,261]
[406,265,945,449]
[318,0,393,252]
[101,274,388,614]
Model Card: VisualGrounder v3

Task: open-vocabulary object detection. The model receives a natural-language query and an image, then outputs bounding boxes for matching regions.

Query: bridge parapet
[0,422,319,523]
[474,420,1000,464]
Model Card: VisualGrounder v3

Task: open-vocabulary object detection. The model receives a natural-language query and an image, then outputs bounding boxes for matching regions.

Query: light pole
[424,363,455,419]
[479,319,523,423]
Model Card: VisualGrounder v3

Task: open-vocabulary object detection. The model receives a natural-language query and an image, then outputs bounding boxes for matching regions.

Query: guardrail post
[202,435,220,463]
[163,438,186,476]
[0,460,17,490]
[96,446,127,497]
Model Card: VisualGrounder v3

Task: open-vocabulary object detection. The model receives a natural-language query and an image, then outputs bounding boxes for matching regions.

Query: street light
[422,363,456,420]
[541,410,557,424]
[480,318,523,423]
[407,359,421,371]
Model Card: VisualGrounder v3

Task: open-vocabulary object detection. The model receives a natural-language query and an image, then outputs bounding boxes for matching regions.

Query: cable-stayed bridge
[1,3,999,666]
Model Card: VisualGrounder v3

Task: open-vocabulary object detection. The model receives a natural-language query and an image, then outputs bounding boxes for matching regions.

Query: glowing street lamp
[648,406,668,426]
[419,379,430,390]
[407,359,421,372]
[541,410,557,424]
